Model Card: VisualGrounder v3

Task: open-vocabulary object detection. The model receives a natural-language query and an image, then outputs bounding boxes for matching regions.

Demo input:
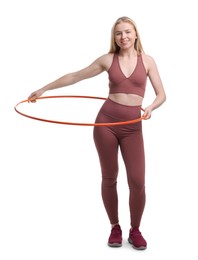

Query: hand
[28,89,45,103]
[142,106,152,120]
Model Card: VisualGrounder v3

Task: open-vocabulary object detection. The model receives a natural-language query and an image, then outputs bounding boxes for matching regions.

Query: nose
[121,32,127,39]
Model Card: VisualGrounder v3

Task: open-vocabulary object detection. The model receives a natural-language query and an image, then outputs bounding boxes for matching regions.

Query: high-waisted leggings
[93,98,145,228]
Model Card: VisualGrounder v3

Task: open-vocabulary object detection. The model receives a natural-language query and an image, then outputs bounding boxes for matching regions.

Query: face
[114,21,137,50]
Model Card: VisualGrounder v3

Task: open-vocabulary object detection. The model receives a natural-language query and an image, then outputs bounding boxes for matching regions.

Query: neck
[119,47,137,57]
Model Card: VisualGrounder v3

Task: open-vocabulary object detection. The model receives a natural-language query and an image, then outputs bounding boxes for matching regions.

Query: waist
[99,98,142,122]
[108,93,143,106]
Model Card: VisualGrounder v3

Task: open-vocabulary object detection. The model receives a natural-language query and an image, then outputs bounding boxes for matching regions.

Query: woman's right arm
[28,54,108,102]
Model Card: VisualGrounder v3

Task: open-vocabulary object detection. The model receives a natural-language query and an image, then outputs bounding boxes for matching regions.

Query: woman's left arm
[143,55,166,119]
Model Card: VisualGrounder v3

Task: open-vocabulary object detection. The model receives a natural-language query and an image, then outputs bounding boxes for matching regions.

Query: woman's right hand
[28,88,45,103]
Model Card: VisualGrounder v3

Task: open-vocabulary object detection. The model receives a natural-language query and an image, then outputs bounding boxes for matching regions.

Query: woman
[28,16,166,250]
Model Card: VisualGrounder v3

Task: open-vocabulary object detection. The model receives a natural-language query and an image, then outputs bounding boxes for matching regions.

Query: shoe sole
[128,238,147,250]
[108,242,122,247]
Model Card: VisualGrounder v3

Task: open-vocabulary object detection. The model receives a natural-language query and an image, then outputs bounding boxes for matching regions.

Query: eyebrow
[115,29,132,33]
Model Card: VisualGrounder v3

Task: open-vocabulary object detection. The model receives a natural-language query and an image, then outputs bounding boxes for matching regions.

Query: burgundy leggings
[93,99,145,227]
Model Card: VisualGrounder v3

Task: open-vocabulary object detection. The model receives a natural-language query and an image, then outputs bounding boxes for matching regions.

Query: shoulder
[141,53,158,73]
[94,53,115,71]
[141,53,156,65]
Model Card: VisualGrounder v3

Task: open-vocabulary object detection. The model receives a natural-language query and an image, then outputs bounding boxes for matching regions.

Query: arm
[143,55,166,119]
[28,55,106,102]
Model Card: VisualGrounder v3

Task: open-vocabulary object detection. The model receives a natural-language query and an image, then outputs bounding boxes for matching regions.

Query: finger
[28,97,37,103]
[145,113,151,120]
[143,111,151,120]
[142,111,148,119]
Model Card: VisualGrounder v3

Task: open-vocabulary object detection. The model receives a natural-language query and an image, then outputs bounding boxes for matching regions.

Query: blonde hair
[109,16,144,54]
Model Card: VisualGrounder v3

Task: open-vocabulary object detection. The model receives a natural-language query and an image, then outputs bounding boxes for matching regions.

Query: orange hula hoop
[14,95,145,126]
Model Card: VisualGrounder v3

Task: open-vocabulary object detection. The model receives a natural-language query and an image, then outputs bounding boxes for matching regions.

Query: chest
[118,56,138,78]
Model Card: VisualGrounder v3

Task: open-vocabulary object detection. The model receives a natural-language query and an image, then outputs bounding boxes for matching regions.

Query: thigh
[93,125,119,177]
[120,131,145,189]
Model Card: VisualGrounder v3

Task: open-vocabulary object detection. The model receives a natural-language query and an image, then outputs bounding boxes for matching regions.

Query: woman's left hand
[142,106,152,120]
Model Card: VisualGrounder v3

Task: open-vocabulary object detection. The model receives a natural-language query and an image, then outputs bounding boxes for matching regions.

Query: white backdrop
[1,0,198,259]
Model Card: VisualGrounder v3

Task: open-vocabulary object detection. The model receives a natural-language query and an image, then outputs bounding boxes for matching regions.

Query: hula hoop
[14,95,145,126]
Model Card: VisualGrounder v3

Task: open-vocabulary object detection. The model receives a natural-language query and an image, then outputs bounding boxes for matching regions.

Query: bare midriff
[108,93,143,106]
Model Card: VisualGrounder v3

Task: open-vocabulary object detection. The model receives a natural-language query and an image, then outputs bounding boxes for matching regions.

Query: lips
[121,41,129,46]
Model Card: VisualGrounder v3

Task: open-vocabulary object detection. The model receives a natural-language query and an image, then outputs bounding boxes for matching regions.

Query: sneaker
[128,227,147,250]
[108,224,122,247]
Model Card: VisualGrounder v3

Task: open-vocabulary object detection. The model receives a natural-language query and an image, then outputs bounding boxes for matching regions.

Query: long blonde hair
[109,16,144,54]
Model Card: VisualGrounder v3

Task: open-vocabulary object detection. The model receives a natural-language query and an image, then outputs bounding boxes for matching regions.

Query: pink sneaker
[128,227,147,250]
[108,224,122,247]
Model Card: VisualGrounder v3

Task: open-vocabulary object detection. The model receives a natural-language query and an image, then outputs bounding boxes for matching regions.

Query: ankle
[131,226,139,231]
[111,223,119,228]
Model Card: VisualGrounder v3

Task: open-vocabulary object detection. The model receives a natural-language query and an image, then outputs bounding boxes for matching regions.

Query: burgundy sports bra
[108,53,147,97]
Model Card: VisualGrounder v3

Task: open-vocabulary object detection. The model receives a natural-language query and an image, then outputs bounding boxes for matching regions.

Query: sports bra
[108,53,147,97]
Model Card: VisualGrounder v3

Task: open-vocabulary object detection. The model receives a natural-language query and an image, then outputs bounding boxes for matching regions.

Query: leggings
[93,98,145,228]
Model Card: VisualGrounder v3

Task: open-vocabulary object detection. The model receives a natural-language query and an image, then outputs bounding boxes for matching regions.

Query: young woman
[28,16,166,250]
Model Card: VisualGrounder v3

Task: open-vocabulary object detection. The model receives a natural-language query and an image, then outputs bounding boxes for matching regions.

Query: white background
[1,0,198,259]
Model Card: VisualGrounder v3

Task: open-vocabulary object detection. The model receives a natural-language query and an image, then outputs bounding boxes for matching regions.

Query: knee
[101,164,118,183]
[102,176,118,188]
[128,178,145,192]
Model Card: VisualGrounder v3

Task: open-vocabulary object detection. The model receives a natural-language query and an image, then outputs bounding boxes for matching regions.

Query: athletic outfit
[93,53,147,249]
